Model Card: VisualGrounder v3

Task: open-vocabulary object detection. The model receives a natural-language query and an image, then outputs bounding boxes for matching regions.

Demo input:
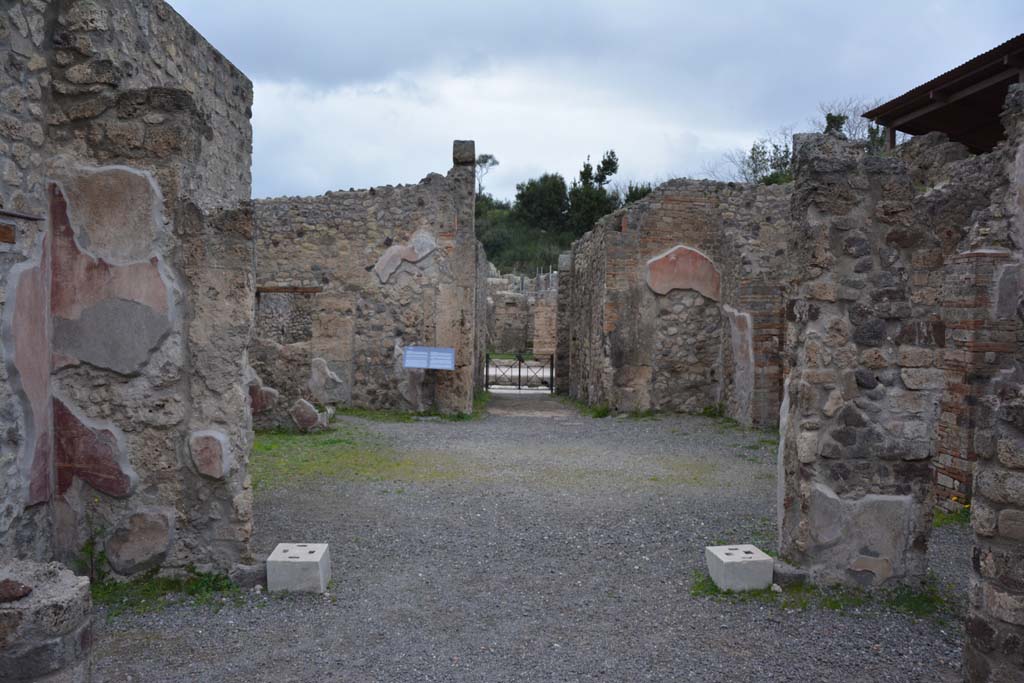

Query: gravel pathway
[92,391,971,682]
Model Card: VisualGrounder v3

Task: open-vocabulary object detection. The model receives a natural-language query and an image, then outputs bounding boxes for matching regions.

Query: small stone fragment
[0,579,32,603]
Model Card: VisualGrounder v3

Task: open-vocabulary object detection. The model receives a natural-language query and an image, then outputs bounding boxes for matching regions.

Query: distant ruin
[486,268,558,357]
[0,3,1020,681]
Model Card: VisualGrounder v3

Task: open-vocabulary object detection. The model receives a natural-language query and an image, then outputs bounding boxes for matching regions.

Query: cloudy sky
[169,1,1022,201]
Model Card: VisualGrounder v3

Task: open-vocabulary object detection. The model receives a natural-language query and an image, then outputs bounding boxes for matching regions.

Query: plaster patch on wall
[723,304,755,425]
[373,229,437,284]
[53,299,172,375]
[56,165,166,264]
[2,233,52,506]
[645,245,722,301]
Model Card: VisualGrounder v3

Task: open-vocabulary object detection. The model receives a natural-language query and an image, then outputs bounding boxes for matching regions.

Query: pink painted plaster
[645,246,722,301]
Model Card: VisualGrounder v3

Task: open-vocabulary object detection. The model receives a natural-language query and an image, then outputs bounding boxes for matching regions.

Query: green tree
[824,113,848,136]
[512,173,569,236]
[475,154,499,194]
[621,181,654,204]
[567,150,622,238]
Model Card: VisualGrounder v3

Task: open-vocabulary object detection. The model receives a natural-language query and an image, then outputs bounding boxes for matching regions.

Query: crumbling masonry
[486,268,558,356]
[0,2,1021,681]
[251,142,481,428]
[560,90,1024,679]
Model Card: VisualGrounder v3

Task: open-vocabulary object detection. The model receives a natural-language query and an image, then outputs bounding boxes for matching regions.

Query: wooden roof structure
[863,34,1024,152]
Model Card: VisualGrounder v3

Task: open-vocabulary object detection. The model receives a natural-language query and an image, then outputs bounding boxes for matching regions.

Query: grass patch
[628,409,658,420]
[252,425,462,490]
[556,395,612,418]
[689,569,956,621]
[700,403,726,418]
[933,507,971,528]
[93,567,238,618]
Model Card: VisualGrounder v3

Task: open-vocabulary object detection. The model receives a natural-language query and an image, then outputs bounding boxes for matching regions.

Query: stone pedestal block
[705,544,773,592]
[266,543,331,593]
[0,561,92,682]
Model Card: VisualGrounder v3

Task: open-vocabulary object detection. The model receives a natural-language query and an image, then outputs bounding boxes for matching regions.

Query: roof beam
[886,67,1020,129]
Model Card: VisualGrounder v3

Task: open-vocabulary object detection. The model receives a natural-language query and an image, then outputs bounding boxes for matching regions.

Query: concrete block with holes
[266,543,331,593]
[704,544,773,591]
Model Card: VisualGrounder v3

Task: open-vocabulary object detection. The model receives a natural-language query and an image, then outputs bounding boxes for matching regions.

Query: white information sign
[403,346,455,371]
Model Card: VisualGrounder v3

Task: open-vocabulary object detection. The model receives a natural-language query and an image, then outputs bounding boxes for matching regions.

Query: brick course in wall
[564,179,793,425]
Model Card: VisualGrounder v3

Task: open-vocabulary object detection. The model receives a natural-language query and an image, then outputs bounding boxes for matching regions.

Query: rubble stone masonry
[563,179,792,426]
[252,142,479,426]
[0,0,256,580]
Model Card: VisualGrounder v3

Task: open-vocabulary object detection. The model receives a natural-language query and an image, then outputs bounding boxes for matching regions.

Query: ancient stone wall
[961,86,1024,682]
[489,289,530,354]
[532,290,557,357]
[252,142,478,426]
[554,253,572,393]
[565,180,792,425]
[0,0,256,579]
[777,95,1023,596]
[485,269,558,357]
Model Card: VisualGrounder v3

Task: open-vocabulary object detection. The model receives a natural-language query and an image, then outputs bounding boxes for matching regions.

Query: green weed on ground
[556,395,611,418]
[252,425,463,490]
[689,570,956,621]
[933,507,971,528]
[92,567,239,618]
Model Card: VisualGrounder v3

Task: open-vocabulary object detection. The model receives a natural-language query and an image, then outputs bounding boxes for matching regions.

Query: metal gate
[484,354,554,393]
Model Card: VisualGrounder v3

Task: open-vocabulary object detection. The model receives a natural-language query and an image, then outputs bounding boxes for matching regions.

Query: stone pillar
[0,561,92,682]
[962,85,1024,683]
[433,140,478,414]
[778,134,936,586]
[555,252,573,393]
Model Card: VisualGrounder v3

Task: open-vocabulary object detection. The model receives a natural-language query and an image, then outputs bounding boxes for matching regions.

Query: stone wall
[564,179,792,425]
[777,91,1024,599]
[554,253,572,393]
[0,0,256,579]
[486,269,558,357]
[961,86,1024,682]
[252,142,478,426]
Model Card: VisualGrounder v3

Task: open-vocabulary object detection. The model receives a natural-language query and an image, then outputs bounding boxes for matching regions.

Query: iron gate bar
[484,354,555,392]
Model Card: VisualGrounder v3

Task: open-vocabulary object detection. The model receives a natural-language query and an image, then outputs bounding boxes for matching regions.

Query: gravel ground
[92,391,971,682]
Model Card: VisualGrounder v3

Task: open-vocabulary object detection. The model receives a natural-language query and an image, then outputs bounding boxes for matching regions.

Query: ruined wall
[532,290,557,357]
[485,270,558,357]
[0,0,256,577]
[775,98,1023,594]
[961,86,1024,682]
[554,253,572,393]
[566,180,792,425]
[253,142,478,426]
[489,289,530,354]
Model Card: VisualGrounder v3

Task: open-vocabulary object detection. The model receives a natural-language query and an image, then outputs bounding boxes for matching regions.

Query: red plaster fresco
[27,430,51,505]
[48,184,167,322]
[645,246,722,301]
[11,235,52,505]
[53,398,132,498]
